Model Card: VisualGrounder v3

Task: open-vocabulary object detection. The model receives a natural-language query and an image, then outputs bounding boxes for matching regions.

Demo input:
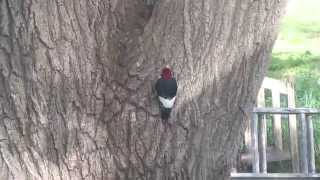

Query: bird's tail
[161,107,172,120]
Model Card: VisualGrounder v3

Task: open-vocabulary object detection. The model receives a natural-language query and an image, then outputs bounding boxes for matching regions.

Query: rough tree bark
[0,0,286,179]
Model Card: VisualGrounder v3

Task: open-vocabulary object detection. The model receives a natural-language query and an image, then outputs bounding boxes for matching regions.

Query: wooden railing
[231,107,320,179]
[244,77,299,168]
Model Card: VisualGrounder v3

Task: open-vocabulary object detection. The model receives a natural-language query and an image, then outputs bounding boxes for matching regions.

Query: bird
[155,67,178,121]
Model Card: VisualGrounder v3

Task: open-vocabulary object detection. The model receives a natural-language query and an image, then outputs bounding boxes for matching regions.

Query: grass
[273,0,320,55]
[270,0,320,103]
[268,52,320,80]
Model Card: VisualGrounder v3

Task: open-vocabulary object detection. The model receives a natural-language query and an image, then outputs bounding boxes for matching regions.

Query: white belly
[159,96,176,108]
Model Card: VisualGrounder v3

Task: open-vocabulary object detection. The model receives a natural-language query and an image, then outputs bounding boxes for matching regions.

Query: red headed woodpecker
[155,67,178,120]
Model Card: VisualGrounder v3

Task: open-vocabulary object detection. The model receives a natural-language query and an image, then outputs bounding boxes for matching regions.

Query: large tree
[0,0,286,179]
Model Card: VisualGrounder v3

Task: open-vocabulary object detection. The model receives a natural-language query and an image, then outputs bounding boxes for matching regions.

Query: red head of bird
[161,67,172,80]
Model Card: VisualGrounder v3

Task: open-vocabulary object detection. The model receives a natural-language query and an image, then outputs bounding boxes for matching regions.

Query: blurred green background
[267,0,320,172]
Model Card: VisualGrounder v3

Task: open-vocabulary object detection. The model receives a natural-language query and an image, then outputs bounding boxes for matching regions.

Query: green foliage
[273,0,320,54]
[268,52,320,108]
[268,52,320,79]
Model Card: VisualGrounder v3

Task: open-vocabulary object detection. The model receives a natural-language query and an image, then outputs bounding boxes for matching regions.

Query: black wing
[155,78,177,98]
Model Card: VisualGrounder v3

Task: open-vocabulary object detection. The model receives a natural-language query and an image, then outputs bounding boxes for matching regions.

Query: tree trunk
[0,0,286,179]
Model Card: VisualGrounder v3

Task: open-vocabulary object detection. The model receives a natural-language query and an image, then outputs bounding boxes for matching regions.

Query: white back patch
[159,96,176,108]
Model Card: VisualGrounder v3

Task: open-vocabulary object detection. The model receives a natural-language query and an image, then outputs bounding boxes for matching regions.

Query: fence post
[289,114,299,172]
[299,113,308,174]
[272,90,283,151]
[287,81,299,172]
[251,113,260,173]
[258,114,267,173]
[306,115,316,174]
